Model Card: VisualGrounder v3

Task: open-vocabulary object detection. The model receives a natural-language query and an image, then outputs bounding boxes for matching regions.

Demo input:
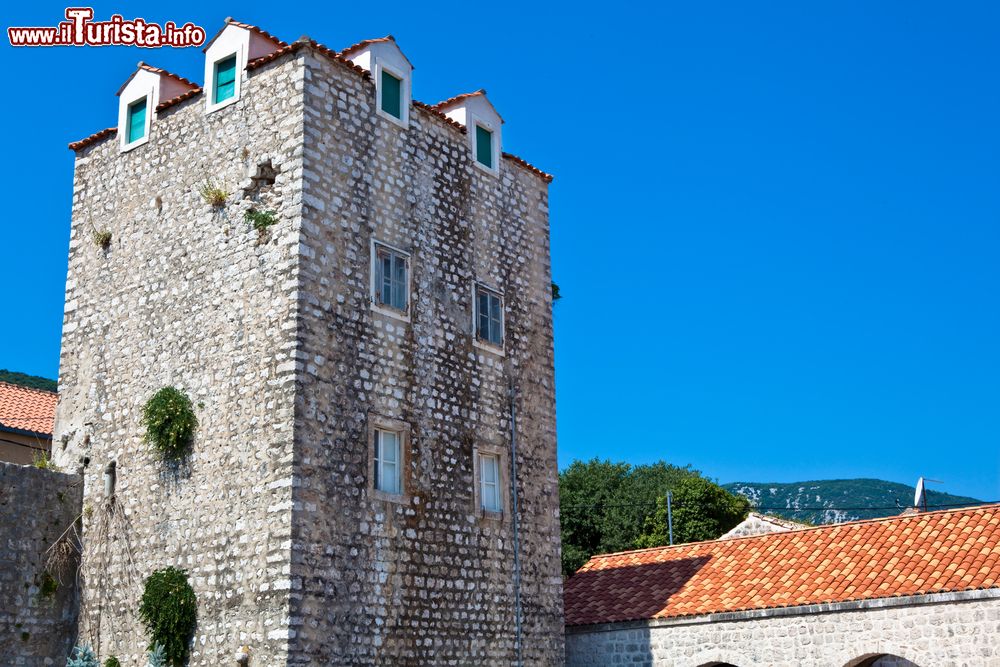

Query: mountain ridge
[723,478,984,525]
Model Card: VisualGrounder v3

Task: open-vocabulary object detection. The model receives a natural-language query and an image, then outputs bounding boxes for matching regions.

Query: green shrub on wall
[142,387,197,459]
[139,568,197,666]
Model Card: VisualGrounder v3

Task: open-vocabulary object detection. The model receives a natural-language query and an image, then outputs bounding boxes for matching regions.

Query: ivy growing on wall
[141,387,197,460]
[139,568,197,666]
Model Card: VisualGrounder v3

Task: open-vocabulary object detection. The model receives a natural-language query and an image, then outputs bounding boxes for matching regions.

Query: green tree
[558,459,701,575]
[635,476,750,548]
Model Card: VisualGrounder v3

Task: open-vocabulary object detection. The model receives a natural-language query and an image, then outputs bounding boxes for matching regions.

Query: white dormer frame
[203,27,247,114]
[118,92,152,152]
[437,92,504,177]
[374,61,411,128]
[343,38,414,130]
[470,113,501,176]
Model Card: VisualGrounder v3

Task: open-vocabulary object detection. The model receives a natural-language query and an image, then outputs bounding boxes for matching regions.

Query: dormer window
[380,69,402,119]
[213,54,237,104]
[126,97,148,145]
[475,125,494,169]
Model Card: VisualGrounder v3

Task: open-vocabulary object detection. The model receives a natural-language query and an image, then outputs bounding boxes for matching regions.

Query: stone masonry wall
[564,592,1000,667]
[0,463,82,665]
[55,53,305,666]
[286,50,564,664]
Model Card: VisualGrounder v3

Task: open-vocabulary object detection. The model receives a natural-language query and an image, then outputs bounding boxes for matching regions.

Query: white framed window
[374,429,401,495]
[471,116,500,175]
[473,446,506,517]
[479,452,501,513]
[368,415,410,501]
[375,62,410,127]
[473,282,504,351]
[120,94,151,151]
[205,49,242,114]
[371,239,411,320]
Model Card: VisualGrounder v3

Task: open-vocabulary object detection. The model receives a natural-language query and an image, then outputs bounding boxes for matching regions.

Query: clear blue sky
[1,2,997,500]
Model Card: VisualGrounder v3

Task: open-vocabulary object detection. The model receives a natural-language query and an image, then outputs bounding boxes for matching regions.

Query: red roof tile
[0,381,57,437]
[564,504,1000,626]
[115,62,198,97]
[68,127,116,151]
[156,87,203,113]
[203,17,288,53]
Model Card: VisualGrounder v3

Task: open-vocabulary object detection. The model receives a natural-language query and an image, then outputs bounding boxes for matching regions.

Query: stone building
[563,504,1000,666]
[57,18,562,666]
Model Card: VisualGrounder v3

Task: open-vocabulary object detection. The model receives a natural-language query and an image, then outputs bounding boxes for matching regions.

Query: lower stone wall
[565,591,1000,667]
[0,462,83,665]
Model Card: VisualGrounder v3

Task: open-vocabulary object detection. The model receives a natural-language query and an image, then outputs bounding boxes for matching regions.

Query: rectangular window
[214,54,237,104]
[475,284,503,346]
[375,244,409,312]
[381,69,402,119]
[476,125,493,168]
[126,97,147,144]
[374,429,401,495]
[480,453,501,513]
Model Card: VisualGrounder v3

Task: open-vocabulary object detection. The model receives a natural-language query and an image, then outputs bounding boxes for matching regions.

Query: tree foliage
[139,568,197,666]
[635,476,751,548]
[142,387,197,460]
[559,459,750,575]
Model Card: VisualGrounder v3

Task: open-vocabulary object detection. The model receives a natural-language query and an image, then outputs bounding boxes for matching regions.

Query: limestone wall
[285,50,564,664]
[0,463,82,665]
[55,53,305,666]
[565,591,1000,667]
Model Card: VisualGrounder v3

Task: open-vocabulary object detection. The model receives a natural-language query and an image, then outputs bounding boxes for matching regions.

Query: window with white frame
[373,242,409,313]
[125,96,148,145]
[380,68,403,119]
[479,451,502,513]
[373,428,402,495]
[475,124,495,169]
[474,283,503,347]
[213,53,238,105]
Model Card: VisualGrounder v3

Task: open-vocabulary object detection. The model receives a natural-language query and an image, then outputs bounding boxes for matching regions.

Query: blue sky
[1,2,997,500]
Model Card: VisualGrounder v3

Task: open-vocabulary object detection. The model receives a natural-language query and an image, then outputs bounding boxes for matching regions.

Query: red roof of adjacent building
[564,504,1000,627]
[0,381,57,437]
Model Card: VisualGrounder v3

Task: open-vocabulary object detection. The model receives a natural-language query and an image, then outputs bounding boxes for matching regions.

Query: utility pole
[667,490,674,546]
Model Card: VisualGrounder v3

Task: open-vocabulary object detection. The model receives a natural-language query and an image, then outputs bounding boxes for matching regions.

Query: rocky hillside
[723,479,983,525]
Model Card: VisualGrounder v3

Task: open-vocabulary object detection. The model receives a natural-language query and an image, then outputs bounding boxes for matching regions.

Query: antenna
[914,477,944,511]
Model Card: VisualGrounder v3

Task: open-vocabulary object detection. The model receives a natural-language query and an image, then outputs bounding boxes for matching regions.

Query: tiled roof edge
[156,87,203,113]
[69,127,117,152]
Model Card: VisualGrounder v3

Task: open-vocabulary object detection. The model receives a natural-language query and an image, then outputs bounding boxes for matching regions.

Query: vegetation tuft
[142,387,198,460]
[244,208,278,232]
[197,179,228,208]
[139,568,197,666]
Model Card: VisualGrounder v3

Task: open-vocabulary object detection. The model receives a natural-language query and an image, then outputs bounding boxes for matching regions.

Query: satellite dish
[914,477,925,509]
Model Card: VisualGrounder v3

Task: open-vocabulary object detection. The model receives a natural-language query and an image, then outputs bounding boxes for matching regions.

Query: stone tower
[57,19,562,665]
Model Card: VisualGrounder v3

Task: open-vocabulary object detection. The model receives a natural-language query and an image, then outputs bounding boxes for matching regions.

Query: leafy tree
[558,459,702,575]
[635,476,750,548]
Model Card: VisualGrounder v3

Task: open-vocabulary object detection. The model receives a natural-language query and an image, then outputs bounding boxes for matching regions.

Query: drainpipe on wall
[508,379,523,667]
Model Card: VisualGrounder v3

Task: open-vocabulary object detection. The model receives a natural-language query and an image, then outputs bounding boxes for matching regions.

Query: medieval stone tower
[57,18,562,665]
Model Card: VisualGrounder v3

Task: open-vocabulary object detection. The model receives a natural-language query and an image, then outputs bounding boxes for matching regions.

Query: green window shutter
[127,97,147,144]
[214,55,237,104]
[476,125,493,168]
[380,70,402,119]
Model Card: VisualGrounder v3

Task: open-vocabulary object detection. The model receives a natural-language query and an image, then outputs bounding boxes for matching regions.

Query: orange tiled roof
[0,381,57,437]
[115,62,199,97]
[203,17,288,53]
[564,504,1000,626]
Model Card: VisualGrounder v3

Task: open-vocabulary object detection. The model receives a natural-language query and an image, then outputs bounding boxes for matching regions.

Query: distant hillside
[723,479,984,525]
[0,369,57,392]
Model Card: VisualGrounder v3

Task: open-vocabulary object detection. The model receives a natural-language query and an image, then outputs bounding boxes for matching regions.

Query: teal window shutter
[380,70,402,119]
[127,97,147,144]
[476,125,493,168]
[214,54,237,104]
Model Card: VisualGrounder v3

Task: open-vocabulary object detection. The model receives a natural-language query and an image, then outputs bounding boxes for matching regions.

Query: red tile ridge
[156,87,203,113]
[432,89,488,111]
[69,127,116,152]
[203,17,288,54]
[116,62,199,96]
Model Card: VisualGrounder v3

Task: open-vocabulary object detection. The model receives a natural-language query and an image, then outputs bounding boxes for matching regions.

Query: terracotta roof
[0,381,57,437]
[564,504,1000,626]
[246,37,370,80]
[68,127,116,151]
[115,62,198,97]
[203,17,287,53]
[338,35,414,69]
[156,87,203,113]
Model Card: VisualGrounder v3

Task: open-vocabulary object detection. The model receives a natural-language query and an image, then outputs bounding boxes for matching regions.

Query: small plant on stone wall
[66,645,99,667]
[103,657,121,667]
[142,387,198,460]
[37,571,59,600]
[139,568,197,666]
[146,644,167,667]
[33,450,56,470]
[92,229,112,249]
[244,208,278,233]
[197,178,228,208]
